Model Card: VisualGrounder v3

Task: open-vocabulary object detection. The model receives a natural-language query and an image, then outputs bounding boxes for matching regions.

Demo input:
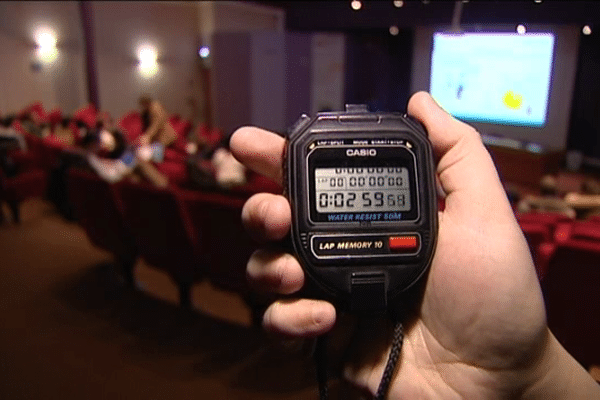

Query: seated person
[53,117,75,147]
[95,111,113,131]
[565,177,600,219]
[137,95,177,148]
[0,115,26,178]
[211,137,247,189]
[18,113,50,138]
[0,115,27,152]
[80,127,168,188]
[517,174,576,218]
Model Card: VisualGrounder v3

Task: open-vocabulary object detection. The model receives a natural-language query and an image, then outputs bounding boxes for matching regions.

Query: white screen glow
[430,32,555,127]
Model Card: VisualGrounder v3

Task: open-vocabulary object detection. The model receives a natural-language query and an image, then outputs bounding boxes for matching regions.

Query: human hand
[230,92,599,398]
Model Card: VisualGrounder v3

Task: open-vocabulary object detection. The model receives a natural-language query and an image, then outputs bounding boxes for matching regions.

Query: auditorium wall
[0,1,87,115]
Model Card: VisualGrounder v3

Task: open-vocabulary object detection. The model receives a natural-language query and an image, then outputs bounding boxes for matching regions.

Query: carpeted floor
[0,199,362,399]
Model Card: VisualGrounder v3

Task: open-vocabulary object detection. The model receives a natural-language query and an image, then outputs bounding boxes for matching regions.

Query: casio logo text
[346,148,377,157]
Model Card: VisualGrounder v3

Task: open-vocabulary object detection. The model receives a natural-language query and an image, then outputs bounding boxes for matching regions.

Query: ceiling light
[393,0,404,7]
[351,0,362,11]
[516,24,526,35]
[389,26,399,36]
[583,25,592,35]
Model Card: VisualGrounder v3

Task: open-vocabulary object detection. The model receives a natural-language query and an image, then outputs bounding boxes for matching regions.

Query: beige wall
[0,1,86,115]
[91,1,201,120]
[0,0,287,126]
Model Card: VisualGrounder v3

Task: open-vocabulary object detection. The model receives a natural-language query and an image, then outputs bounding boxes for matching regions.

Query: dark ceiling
[251,1,600,32]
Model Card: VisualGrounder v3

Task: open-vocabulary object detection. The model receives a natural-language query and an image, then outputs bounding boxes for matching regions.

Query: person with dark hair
[137,94,177,148]
[0,115,27,152]
[84,127,168,187]
[230,92,600,399]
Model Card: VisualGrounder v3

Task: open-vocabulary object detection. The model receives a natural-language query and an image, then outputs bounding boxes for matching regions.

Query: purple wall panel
[285,33,312,127]
[212,32,252,137]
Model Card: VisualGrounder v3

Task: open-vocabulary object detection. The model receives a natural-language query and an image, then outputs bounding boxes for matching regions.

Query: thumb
[407,92,514,222]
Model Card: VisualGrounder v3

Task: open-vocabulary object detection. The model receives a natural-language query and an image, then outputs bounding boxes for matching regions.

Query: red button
[389,235,418,251]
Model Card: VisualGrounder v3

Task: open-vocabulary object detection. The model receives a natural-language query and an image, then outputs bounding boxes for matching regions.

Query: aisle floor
[0,199,361,399]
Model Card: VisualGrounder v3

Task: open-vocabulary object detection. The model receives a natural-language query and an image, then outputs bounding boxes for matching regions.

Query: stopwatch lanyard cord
[315,320,404,400]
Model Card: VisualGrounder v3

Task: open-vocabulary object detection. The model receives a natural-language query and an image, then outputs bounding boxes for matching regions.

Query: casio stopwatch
[286,104,438,313]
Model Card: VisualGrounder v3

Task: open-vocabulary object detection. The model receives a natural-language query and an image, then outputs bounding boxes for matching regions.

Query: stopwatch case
[285,108,438,310]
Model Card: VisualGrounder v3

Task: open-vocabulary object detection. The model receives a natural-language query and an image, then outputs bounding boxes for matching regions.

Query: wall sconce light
[34,26,58,64]
[137,45,159,78]
[198,46,210,59]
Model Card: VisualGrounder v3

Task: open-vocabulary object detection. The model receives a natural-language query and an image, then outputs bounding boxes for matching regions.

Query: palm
[346,195,547,397]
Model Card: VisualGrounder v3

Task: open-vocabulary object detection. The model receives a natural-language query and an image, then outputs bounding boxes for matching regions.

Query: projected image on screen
[430,33,555,127]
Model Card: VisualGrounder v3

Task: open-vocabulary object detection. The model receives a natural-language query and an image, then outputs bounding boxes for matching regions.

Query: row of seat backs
[118,111,223,147]
[541,238,600,369]
[516,212,600,369]
[0,128,49,203]
[0,166,48,204]
[516,212,600,277]
[66,168,255,294]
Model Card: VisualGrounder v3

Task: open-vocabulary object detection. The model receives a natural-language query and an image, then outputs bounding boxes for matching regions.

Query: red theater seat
[115,181,205,308]
[180,188,267,323]
[154,160,188,186]
[195,124,223,149]
[67,169,137,286]
[541,239,600,369]
[73,104,97,129]
[117,111,143,143]
[18,102,48,124]
[12,122,46,169]
[519,222,552,279]
[0,165,48,223]
[516,211,573,235]
[554,220,600,244]
[47,109,62,130]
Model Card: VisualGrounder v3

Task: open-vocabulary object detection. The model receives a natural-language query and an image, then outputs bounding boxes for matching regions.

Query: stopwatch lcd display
[307,144,420,223]
[314,167,411,213]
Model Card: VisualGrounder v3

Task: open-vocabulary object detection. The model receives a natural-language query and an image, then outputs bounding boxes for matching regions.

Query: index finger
[230,126,285,185]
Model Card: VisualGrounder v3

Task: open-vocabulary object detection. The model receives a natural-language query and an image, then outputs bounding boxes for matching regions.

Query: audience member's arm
[141,101,168,144]
[565,192,600,209]
[86,154,131,183]
[135,159,169,188]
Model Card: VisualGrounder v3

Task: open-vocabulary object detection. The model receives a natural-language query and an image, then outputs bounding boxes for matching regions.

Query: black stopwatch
[285,104,438,313]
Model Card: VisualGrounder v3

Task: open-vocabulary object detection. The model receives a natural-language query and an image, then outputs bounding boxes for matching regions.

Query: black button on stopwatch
[285,105,438,313]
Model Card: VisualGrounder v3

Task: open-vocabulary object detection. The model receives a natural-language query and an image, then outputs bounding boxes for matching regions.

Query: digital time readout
[314,167,411,213]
